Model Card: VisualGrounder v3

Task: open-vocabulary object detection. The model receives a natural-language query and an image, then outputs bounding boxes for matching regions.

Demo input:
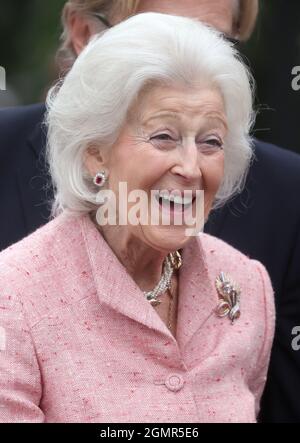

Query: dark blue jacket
[0,104,52,249]
[1,103,300,422]
[205,136,300,423]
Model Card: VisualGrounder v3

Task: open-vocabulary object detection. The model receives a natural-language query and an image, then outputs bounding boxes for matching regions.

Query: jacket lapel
[81,214,219,349]
[81,214,171,338]
[176,234,219,350]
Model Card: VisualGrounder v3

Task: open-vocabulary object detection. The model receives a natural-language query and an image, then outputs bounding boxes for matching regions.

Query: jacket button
[165,373,185,392]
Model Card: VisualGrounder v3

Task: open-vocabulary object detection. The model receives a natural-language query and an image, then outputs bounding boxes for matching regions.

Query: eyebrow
[142,111,180,124]
[143,112,228,130]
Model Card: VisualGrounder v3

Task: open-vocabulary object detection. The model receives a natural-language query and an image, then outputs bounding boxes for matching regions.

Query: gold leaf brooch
[215,272,241,324]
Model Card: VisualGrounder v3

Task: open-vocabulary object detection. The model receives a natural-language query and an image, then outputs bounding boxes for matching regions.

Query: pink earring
[93,170,108,187]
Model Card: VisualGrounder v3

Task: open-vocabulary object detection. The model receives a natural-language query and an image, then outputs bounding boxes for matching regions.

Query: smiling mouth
[154,193,196,213]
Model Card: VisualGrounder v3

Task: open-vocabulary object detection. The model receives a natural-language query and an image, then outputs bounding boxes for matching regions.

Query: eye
[151,133,173,141]
[149,133,177,150]
[197,136,224,154]
[204,137,223,148]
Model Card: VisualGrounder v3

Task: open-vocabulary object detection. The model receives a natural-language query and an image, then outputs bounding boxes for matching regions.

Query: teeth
[157,191,194,206]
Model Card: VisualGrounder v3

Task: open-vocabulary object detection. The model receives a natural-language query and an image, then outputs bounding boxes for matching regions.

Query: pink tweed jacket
[0,211,275,423]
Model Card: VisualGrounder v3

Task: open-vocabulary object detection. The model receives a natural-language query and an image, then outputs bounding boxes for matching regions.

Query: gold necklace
[167,252,182,332]
[167,273,177,332]
[167,287,173,331]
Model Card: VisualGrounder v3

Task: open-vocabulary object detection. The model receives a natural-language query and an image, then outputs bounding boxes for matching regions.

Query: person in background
[0,0,299,422]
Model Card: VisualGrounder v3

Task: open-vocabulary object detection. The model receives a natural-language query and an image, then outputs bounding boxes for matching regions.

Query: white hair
[46,12,255,216]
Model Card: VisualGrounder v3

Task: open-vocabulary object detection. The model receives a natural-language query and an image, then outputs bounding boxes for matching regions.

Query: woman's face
[87,83,227,252]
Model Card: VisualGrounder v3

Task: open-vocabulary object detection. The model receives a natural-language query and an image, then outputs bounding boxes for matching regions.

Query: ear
[66,10,100,55]
[84,146,110,178]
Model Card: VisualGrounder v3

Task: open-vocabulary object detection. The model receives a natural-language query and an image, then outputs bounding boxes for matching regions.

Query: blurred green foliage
[0,0,65,103]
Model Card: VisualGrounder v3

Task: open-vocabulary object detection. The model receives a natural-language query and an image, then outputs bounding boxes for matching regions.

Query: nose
[170,141,202,183]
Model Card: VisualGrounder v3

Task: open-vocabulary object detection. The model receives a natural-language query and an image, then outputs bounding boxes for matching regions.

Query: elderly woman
[0,13,274,423]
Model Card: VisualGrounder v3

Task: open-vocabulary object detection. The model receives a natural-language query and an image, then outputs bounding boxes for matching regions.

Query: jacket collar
[80,214,219,351]
[27,104,47,158]
[16,105,50,235]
